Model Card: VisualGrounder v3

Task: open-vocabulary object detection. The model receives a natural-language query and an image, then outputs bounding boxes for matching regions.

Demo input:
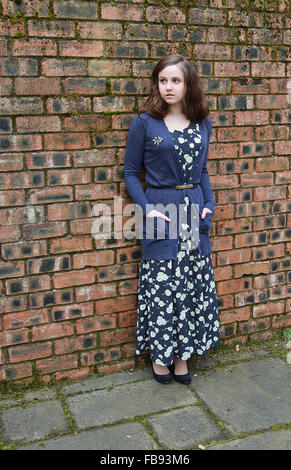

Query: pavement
[0,339,291,450]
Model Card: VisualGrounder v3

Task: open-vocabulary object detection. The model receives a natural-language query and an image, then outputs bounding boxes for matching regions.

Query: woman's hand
[201,207,213,219]
[146,209,171,222]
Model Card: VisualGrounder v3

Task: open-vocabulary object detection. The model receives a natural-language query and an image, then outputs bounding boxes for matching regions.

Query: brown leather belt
[147,183,198,189]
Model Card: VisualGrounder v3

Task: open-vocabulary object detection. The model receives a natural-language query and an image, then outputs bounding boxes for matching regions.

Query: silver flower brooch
[152,136,163,145]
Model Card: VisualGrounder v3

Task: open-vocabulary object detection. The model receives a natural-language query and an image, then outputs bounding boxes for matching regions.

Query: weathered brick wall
[0,0,290,387]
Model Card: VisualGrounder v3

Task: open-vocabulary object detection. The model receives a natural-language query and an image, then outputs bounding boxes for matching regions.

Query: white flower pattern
[136,122,220,365]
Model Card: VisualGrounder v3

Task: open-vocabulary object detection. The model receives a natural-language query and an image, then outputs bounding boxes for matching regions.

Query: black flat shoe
[151,362,172,384]
[169,363,192,385]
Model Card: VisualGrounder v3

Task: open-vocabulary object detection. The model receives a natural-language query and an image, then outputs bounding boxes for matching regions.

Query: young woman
[124,54,220,385]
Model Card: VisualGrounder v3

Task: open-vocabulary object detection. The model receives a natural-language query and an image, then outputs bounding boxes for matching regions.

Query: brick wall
[0,0,290,387]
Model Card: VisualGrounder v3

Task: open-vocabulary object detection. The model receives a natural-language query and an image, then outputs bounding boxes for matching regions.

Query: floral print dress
[136,122,220,366]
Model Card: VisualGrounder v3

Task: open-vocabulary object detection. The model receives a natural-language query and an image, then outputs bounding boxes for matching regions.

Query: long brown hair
[140,54,209,122]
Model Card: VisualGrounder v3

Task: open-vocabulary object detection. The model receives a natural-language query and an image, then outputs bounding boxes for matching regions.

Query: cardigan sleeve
[200,116,215,213]
[124,115,150,217]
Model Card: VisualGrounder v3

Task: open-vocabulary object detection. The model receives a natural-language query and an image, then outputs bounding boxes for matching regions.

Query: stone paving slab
[194,349,269,369]
[190,357,291,436]
[16,422,159,450]
[207,429,291,450]
[61,368,152,396]
[66,379,198,430]
[0,400,70,445]
[1,348,290,450]
[0,389,57,409]
[146,405,227,450]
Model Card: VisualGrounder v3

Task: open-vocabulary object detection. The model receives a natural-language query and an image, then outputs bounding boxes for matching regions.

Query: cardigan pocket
[143,187,170,239]
[199,209,213,233]
[143,213,170,239]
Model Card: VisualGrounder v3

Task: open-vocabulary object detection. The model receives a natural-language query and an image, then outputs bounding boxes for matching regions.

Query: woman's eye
[160,79,180,83]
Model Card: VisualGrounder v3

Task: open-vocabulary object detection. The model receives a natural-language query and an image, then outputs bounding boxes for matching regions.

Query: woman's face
[158,64,186,106]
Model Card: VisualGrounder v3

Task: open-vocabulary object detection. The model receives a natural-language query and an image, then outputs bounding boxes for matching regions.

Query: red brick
[78,22,122,40]
[0,328,28,346]
[16,116,61,133]
[3,308,49,330]
[22,221,67,240]
[76,315,116,334]
[0,39,8,55]
[0,261,25,279]
[272,313,291,328]
[28,187,73,205]
[234,261,269,278]
[0,78,12,95]
[240,317,271,335]
[72,149,116,168]
[51,302,94,321]
[101,4,143,21]
[219,307,251,325]
[15,77,61,95]
[6,274,51,294]
[119,279,139,296]
[0,97,42,114]
[0,362,33,381]
[96,295,137,316]
[32,321,74,341]
[50,236,92,254]
[0,153,23,171]
[147,6,186,23]
[0,294,27,314]
[36,354,78,374]
[251,62,285,77]
[0,134,42,152]
[12,39,57,56]
[28,20,75,38]
[44,133,90,150]
[256,156,289,172]
[73,251,114,269]
[88,59,130,77]
[275,140,291,155]
[54,1,98,19]
[217,277,253,296]
[46,97,90,113]
[55,367,91,383]
[9,342,52,363]
[47,168,91,186]
[76,182,117,200]
[54,334,97,355]
[64,114,109,132]
[2,0,50,17]
[81,346,122,366]
[63,77,106,95]
[75,283,116,303]
[253,300,285,318]
[99,326,136,347]
[189,7,227,25]
[47,202,91,221]
[0,20,25,37]
[0,190,25,206]
[119,310,137,328]
[59,40,103,57]
[2,240,47,260]
[53,268,96,289]
[97,359,135,375]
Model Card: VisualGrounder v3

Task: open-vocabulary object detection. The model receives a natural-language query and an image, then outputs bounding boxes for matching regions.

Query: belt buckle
[175,184,193,189]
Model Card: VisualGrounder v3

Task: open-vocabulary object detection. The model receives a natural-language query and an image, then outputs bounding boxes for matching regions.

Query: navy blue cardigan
[124,112,215,260]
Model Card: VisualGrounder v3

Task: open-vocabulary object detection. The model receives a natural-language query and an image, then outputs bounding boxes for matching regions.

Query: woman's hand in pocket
[146,209,171,222]
[201,207,213,219]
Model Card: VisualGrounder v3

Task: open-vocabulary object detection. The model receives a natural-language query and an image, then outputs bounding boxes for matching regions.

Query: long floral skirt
[136,230,221,366]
